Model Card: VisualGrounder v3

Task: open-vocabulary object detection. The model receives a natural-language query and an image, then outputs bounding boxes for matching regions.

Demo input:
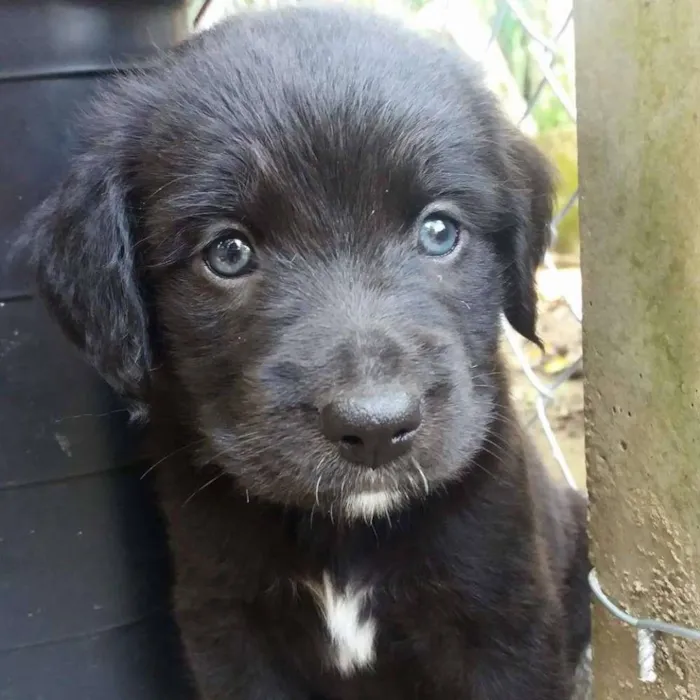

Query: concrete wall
[575,1,700,696]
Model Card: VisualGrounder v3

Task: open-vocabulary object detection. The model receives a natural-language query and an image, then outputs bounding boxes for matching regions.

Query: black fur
[23,5,590,699]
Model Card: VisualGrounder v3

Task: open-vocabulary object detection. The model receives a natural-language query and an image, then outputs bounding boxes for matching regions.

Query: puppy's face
[25,7,553,520]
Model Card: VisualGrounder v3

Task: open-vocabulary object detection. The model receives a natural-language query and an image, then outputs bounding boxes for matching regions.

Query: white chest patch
[307,572,377,676]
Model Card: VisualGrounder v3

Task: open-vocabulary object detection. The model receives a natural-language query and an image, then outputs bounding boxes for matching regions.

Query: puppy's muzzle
[319,388,422,468]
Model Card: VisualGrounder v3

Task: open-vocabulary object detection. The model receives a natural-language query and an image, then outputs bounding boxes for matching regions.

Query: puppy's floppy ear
[24,143,150,408]
[496,126,555,346]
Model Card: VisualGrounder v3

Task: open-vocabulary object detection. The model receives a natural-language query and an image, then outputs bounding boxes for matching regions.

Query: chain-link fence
[479,0,583,492]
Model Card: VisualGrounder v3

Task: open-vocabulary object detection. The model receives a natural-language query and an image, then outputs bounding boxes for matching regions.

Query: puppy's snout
[320,390,422,468]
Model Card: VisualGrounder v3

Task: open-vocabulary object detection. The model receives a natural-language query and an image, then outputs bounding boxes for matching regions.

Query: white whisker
[182,472,224,507]
[315,474,323,507]
[411,458,430,496]
[141,437,206,479]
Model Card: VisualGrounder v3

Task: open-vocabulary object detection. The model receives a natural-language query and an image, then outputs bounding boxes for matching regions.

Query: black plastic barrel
[0,2,205,698]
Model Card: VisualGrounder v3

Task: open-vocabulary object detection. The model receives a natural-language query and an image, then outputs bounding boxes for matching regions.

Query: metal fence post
[575,1,700,696]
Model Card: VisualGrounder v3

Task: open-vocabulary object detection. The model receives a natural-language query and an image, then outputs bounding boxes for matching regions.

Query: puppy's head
[25,6,553,520]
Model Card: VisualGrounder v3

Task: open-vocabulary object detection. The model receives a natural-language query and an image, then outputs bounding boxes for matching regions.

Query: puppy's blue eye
[204,235,256,278]
[418,216,461,257]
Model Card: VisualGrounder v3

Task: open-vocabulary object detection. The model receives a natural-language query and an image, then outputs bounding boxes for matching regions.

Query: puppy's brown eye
[418,216,461,257]
[203,234,256,278]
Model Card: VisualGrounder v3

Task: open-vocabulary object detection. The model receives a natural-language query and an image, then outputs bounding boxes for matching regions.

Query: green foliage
[534,126,579,255]
[474,0,574,136]
[406,0,431,9]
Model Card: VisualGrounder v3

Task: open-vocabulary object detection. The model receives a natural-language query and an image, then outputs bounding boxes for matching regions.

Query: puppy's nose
[320,390,422,467]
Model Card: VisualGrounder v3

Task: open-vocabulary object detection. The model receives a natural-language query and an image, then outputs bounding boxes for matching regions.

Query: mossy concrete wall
[575,0,700,697]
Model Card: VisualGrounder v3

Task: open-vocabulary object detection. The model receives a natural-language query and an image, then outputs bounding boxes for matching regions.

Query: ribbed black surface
[0,2,203,697]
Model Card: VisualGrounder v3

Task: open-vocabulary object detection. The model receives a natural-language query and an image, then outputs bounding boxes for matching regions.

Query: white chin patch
[343,491,403,521]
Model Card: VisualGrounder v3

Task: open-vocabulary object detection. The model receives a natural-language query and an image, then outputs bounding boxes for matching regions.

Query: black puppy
[24,5,590,699]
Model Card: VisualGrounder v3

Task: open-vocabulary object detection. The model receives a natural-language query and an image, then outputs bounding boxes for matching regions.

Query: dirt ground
[502,265,585,490]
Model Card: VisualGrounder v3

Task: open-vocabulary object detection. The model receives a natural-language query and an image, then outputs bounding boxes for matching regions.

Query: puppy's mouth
[312,457,432,523]
[202,417,439,522]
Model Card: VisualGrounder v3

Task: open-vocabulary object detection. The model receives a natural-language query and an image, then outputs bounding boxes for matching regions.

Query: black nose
[320,390,422,467]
